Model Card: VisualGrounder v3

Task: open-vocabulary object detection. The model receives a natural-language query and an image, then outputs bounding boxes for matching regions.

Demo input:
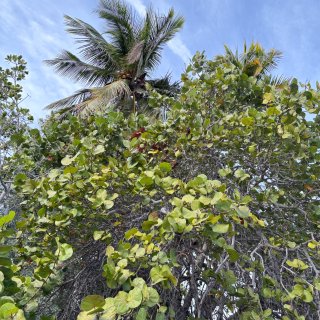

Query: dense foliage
[0,55,32,319]
[0,55,31,209]
[1,44,320,320]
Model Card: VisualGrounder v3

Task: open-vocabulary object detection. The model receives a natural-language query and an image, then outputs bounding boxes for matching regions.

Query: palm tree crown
[216,43,282,78]
[45,0,184,117]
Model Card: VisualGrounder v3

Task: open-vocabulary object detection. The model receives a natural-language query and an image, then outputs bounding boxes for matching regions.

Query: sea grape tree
[4,45,320,320]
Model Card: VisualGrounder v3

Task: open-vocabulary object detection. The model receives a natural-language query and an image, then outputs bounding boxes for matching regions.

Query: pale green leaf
[211,224,229,233]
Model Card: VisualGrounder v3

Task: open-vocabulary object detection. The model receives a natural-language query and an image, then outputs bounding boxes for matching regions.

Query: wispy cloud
[260,1,319,84]
[0,0,81,122]
[126,0,146,16]
[168,38,192,64]
[126,0,191,64]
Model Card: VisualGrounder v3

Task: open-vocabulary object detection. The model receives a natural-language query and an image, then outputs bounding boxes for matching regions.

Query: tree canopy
[1,42,320,320]
[0,54,32,213]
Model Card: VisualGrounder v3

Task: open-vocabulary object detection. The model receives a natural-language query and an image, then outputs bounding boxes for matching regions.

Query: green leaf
[290,79,299,93]
[156,313,165,320]
[93,145,105,155]
[48,169,60,180]
[227,248,240,262]
[150,265,176,285]
[117,259,128,268]
[125,228,138,240]
[182,194,195,203]
[286,259,309,270]
[0,303,18,318]
[234,169,250,181]
[218,167,232,177]
[211,192,224,204]
[211,224,229,233]
[235,205,250,218]
[263,92,274,104]
[81,295,105,311]
[171,197,183,208]
[314,279,320,291]
[303,290,313,303]
[150,266,165,285]
[77,311,97,320]
[93,231,104,241]
[135,308,147,320]
[0,211,15,228]
[104,200,114,210]
[127,288,143,309]
[101,298,116,320]
[241,117,254,126]
[136,248,145,258]
[63,166,78,174]
[47,190,57,198]
[159,162,172,172]
[114,292,129,315]
[61,155,73,166]
[158,306,167,313]
[292,284,304,296]
[96,189,107,200]
[132,278,146,289]
[182,207,196,219]
[0,257,11,266]
[191,200,201,210]
[139,176,153,186]
[199,196,211,205]
[123,140,130,148]
[56,243,73,261]
[266,106,280,116]
[145,287,160,307]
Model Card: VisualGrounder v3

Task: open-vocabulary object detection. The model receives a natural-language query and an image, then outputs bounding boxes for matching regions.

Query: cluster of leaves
[2,45,320,320]
[0,55,31,207]
[0,56,35,319]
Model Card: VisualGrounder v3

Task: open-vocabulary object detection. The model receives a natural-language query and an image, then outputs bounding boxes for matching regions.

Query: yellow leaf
[207,214,220,224]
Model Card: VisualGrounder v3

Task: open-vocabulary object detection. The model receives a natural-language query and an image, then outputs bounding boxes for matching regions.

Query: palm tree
[45,0,184,117]
[216,42,282,78]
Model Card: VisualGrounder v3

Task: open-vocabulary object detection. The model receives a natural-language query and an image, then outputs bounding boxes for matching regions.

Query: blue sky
[1,0,319,123]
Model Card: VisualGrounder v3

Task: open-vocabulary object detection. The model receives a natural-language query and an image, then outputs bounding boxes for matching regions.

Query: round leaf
[211,224,229,233]
[114,292,129,315]
[145,287,159,307]
[127,288,143,309]
[80,295,105,311]
[0,303,18,318]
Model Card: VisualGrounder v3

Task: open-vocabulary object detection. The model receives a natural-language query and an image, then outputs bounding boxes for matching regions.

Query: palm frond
[76,80,131,116]
[141,7,184,72]
[98,0,138,55]
[240,43,282,77]
[223,45,241,68]
[147,73,180,96]
[126,40,145,65]
[264,75,291,87]
[45,89,93,111]
[260,49,282,75]
[46,80,131,117]
[64,15,118,70]
[44,50,114,86]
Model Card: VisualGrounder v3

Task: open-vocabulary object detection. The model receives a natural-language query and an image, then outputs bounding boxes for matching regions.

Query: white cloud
[126,0,147,16]
[0,0,81,122]
[168,37,192,64]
